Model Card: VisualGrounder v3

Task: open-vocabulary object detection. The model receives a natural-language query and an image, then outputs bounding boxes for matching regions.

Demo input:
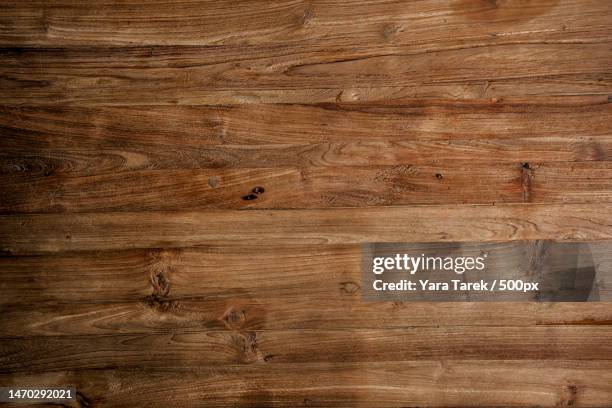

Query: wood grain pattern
[4,299,612,338]
[1,244,611,337]
[1,1,610,104]
[2,0,611,47]
[1,98,608,147]
[3,361,612,407]
[2,0,611,406]
[1,204,612,253]
[3,327,612,373]
[2,243,610,304]
[1,42,610,104]
[4,162,612,212]
[1,99,611,212]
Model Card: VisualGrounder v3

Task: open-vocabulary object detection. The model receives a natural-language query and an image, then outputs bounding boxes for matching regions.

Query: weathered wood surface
[1,98,608,150]
[3,162,612,212]
[2,99,610,212]
[1,42,610,104]
[1,0,612,406]
[2,327,612,373]
[2,361,612,407]
[0,1,610,104]
[3,243,611,304]
[4,299,612,338]
[2,0,610,47]
[1,204,612,253]
[1,244,611,337]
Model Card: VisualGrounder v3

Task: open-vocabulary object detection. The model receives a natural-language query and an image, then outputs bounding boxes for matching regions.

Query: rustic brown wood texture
[1,0,611,406]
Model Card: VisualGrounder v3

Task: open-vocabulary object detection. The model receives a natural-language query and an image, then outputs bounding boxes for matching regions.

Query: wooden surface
[1,0,611,406]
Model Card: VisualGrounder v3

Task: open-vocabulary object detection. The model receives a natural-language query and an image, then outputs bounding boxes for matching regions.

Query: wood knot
[297,7,313,26]
[557,384,578,406]
[243,331,257,352]
[340,281,361,295]
[143,294,179,312]
[208,176,219,188]
[238,331,262,363]
[221,306,248,330]
[381,23,402,42]
[151,271,170,297]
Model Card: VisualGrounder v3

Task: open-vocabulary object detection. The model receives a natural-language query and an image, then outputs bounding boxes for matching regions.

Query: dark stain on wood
[242,193,258,201]
[521,162,534,203]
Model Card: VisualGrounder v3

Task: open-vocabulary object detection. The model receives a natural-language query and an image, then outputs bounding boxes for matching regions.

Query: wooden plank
[3,161,612,212]
[3,135,612,172]
[4,300,612,337]
[1,82,603,105]
[529,162,612,203]
[2,100,610,212]
[0,164,525,211]
[4,243,609,303]
[2,327,612,372]
[1,98,609,146]
[2,244,611,335]
[2,361,612,407]
[2,100,610,184]
[2,0,610,47]
[1,41,610,104]
[1,204,611,252]
[2,242,611,304]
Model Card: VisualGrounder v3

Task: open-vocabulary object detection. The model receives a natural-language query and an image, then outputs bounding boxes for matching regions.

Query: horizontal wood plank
[2,100,611,212]
[1,41,610,104]
[3,242,610,303]
[2,327,612,372]
[3,162,612,212]
[1,204,611,252]
[5,136,612,173]
[2,101,610,212]
[1,244,611,335]
[3,300,612,337]
[1,98,609,146]
[2,0,610,47]
[0,164,543,211]
[3,82,607,105]
[2,361,612,407]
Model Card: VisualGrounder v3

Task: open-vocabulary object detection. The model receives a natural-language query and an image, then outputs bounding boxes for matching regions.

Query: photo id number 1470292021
[0,388,76,402]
